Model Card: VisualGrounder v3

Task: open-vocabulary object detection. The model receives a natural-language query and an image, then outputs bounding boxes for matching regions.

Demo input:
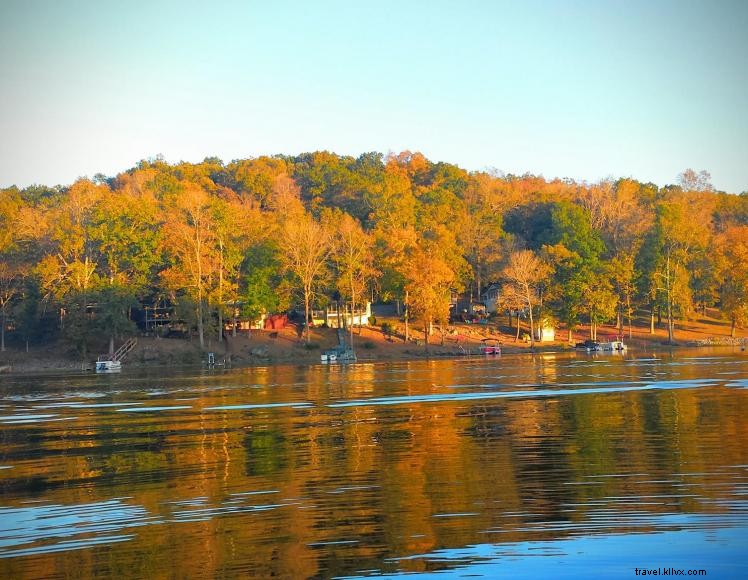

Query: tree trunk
[731,318,736,338]
[109,335,114,356]
[0,309,5,352]
[666,276,674,343]
[668,316,674,343]
[666,255,674,344]
[627,297,633,340]
[667,303,674,344]
[404,290,409,342]
[526,287,535,348]
[515,315,521,342]
[424,322,430,353]
[650,306,655,335]
[568,327,572,343]
[196,224,205,349]
[628,315,633,340]
[197,301,205,349]
[350,285,356,351]
[304,291,310,343]
[218,244,224,342]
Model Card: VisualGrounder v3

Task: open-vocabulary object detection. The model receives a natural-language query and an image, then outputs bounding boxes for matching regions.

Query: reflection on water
[1,350,747,578]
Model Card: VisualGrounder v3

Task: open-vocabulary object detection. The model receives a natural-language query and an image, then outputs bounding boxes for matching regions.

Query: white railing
[99,338,137,362]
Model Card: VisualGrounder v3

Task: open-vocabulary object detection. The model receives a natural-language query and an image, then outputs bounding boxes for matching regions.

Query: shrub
[361,341,376,349]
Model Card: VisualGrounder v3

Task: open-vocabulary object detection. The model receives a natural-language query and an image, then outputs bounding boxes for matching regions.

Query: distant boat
[321,345,356,363]
[95,359,121,372]
[575,339,601,352]
[599,340,627,352]
[479,338,501,355]
[95,338,136,372]
[576,339,627,353]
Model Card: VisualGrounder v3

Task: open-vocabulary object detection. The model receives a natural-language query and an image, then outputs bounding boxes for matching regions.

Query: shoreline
[1,336,745,378]
[1,314,746,377]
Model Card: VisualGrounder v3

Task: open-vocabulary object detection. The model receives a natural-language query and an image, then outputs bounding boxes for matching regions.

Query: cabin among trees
[480,284,501,314]
[1,153,747,356]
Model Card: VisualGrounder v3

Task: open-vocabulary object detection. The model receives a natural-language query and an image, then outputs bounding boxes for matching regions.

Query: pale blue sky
[1,0,746,192]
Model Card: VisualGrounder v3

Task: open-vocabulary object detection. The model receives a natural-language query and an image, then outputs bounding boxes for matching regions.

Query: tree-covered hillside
[1,152,747,354]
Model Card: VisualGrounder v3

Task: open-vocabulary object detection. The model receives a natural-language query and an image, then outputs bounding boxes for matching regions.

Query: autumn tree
[0,189,24,351]
[501,250,550,348]
[678,168,713,192]
[328,211,376,346]
[581,267,618,340]
[160,182,217,349]
[458,174,505,300]
[35,179,109,355]
[209,194,259,341]
[0,261,23,352]
[279,212,332,343]
[609,253,636,338]
[714,225,748,336]
[89,187,162,352]
[402,239,459,351]
[497,282,528,342]
[577,178,651,254]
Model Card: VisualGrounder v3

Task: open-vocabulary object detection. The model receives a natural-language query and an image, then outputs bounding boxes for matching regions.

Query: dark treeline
[1,152,747,354]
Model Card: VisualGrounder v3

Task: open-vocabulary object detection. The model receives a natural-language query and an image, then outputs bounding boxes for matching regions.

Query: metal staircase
[99,338,137,362]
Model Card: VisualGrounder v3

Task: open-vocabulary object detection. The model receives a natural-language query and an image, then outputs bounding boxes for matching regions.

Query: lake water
[1,350,747,578]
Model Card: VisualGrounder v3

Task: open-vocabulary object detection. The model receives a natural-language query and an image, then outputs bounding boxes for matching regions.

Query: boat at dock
[321,345,356,363]
[95,338,137,373]
[95,359,122,372]
[575,339,601,352]
[599,340,627,352]
[575,338,627,353]
[321,329,357,363]
[479,338,501,355]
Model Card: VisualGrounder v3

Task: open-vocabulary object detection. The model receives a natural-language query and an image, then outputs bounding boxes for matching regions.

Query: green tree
[242,241,285,327]
[94,285,137,354]
[609,253,636,338]
[541,202,607,340]
[638,200,707,343]
[581,265,618,340]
